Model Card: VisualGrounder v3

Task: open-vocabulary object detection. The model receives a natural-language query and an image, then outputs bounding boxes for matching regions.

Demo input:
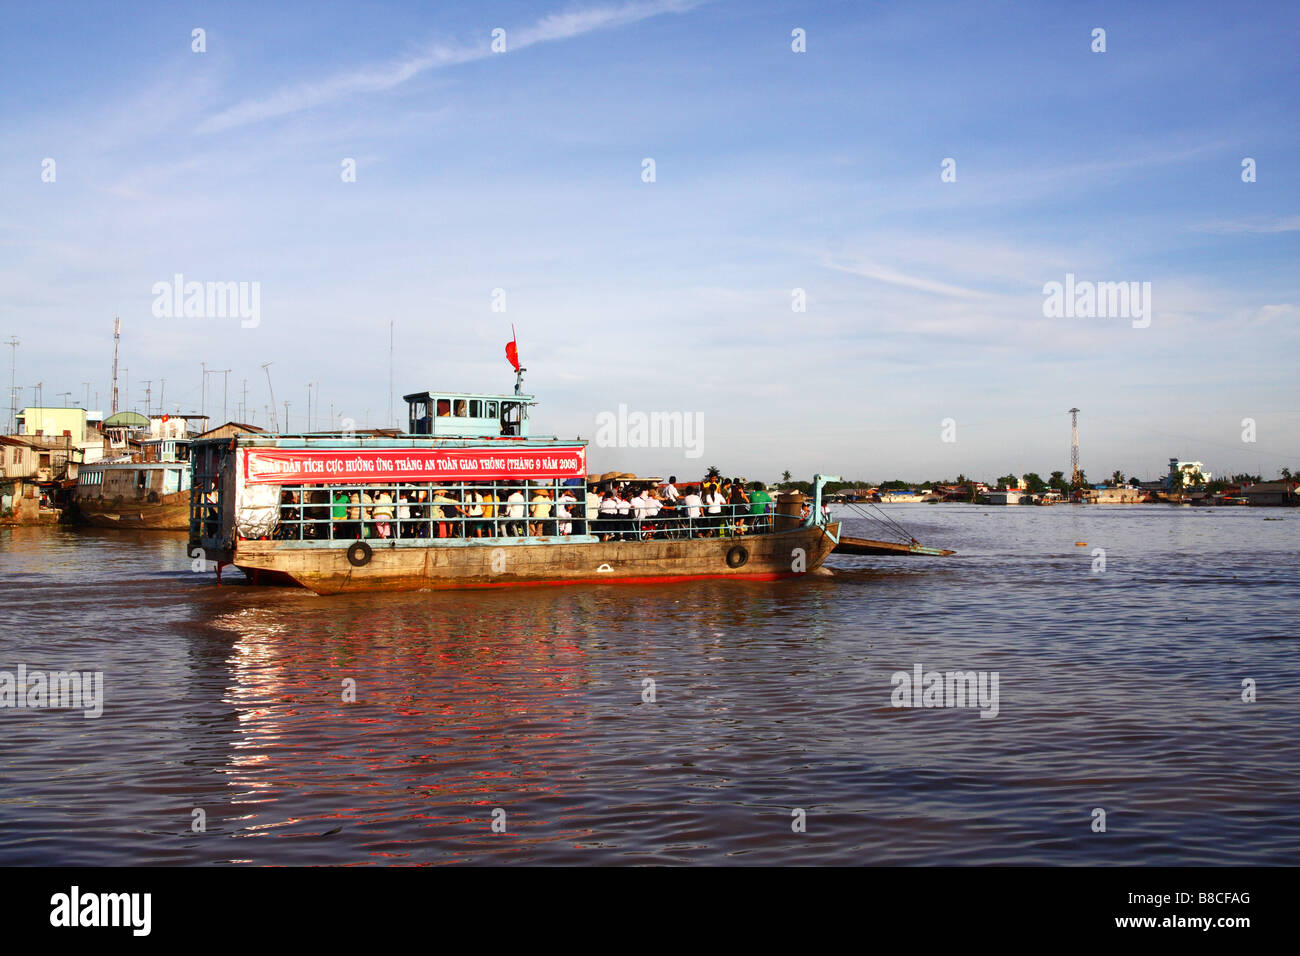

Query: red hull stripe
[405,570,804,590]
[240,568,809,591]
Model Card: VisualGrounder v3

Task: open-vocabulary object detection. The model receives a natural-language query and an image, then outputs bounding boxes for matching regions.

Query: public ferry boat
[188,365,842,594]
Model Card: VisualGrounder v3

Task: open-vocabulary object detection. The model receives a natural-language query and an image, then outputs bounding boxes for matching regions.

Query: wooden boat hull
[223,523,841,595]
[73,493,191,531]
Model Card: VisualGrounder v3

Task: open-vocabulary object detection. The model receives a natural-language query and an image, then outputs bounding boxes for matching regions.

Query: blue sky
[2,0,1296,482]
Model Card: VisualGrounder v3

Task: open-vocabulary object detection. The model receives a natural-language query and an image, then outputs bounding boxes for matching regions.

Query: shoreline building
[1166,458,1210,488]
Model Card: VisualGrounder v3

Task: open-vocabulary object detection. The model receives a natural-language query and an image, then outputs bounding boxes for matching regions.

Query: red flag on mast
[505,325,520,372]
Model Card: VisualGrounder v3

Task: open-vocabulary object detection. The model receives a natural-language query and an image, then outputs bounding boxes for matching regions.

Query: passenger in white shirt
[506,488,526,536]
[614,490,632,540]
[662,476,680,502]
[585,485,601,536]
[704,486,726,537]
[633,489,662,539]
[597,489,619,541]
[556,489,576,536]
[682,489,704,537]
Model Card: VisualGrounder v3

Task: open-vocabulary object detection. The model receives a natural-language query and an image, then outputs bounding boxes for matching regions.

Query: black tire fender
[346,540,373,567]
[726,544,748,568]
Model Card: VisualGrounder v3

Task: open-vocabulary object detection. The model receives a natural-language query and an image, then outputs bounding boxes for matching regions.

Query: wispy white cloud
[197,0,702,133]
[1191,215,1300,235]
[821,255,991,299]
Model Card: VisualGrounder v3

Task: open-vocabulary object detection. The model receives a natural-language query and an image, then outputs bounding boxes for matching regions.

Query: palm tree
[705,465,722,481]
[1111,470,1125,487]
[781,470,792,484]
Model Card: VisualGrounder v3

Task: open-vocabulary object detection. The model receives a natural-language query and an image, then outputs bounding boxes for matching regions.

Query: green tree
[1022,472,1047,494]
[997,473,1019,489]
[1049,471,1068,492]
[1110,470,1125,487]
[1282,467,1293,482]
[705,465,721,481]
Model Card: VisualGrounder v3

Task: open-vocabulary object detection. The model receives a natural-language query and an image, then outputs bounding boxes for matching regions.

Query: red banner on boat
[243,446,587,484]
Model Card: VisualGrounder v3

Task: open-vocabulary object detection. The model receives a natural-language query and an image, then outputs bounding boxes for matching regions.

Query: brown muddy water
[1,505,1297,864]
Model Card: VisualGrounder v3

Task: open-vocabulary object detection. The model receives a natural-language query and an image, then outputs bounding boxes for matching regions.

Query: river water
[1,504,1296,865]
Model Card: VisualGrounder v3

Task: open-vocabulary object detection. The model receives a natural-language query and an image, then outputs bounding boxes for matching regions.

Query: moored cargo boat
[70,414,205,531]
[73,459,192,531]
[188,369,841,594]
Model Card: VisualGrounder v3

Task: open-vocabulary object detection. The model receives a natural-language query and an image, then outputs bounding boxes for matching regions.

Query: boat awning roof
[103,411,149,427]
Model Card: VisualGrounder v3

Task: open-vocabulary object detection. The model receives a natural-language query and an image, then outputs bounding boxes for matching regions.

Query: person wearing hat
[373,488,395,538]
[530,485,553,536]
[431,488,455,538]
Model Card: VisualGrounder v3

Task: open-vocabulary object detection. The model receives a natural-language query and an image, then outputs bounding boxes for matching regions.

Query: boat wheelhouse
[403,389,534,438]
[189,373,842,594]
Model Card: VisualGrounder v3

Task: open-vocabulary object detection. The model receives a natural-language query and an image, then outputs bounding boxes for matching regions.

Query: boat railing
[263,488,779,543]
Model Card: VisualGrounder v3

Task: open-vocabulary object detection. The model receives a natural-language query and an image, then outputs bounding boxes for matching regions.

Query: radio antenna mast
[110,318,121,414]
[5,336,18,433]
[1068,407,1081,486]
[262,363,279,431]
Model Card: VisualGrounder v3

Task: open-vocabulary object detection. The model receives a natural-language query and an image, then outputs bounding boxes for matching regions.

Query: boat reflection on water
[186,573,840,864]
[203,592,592,862]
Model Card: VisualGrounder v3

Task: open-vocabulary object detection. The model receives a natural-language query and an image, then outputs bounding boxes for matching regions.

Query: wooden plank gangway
[833,535,955,557]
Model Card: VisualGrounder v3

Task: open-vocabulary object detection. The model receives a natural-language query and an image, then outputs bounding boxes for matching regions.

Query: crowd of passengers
[273,476,786,542]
